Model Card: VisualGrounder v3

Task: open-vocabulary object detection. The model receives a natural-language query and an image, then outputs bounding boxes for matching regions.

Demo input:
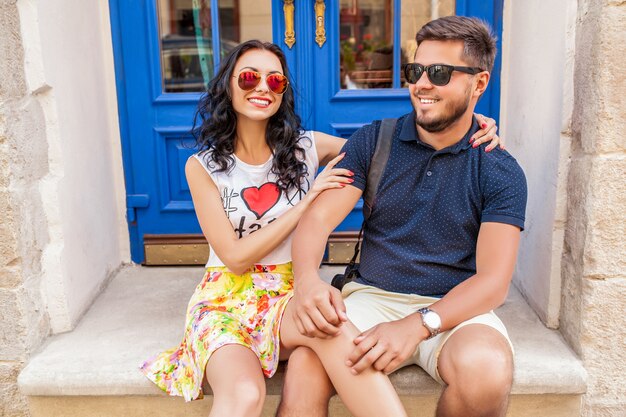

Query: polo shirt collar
[399,111,481,154]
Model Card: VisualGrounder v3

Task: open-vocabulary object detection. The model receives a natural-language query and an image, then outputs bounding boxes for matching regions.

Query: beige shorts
[342,281,513,385]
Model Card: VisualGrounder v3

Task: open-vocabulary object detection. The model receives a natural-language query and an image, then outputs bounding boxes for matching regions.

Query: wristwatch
[417,307,442,339]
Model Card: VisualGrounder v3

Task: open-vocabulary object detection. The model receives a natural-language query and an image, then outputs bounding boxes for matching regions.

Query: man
[277,16,527,417]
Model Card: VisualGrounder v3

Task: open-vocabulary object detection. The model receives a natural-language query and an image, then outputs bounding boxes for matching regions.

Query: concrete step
[18,265,586,416]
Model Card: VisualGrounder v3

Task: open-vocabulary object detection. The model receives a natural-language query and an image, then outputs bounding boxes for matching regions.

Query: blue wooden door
[110,0,503,263]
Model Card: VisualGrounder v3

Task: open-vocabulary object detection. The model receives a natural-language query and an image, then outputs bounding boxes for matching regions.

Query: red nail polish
[481,123,487,128]
[348,178,354,183]
[473,142,479,148]
[469,137,474,143]
[348,171,354,176]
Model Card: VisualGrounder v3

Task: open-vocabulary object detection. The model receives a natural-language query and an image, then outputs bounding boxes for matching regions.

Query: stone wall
[0,1,50,416]
[560,0,626,415]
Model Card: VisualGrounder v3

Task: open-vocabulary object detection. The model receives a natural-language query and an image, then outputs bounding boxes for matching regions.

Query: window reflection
[158,0,271,93]
[340,0,394,89]
[219,0,272,51]
[158,0,213,92]
[400,0,455,87]
[339,0,455,90]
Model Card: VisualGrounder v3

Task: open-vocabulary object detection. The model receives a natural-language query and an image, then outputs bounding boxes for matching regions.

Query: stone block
[583,157,626,278]
[0,361,22,384]
[0,1,26,99]
[0,190,20,269]
[18,283,49,357]
[580,278,626,402]
[0,382,29,417]
[558,152,593,353]
[25,394,583,417]
[0,266,22,289]
[0,131,10,188]
[583,402,626,417]
[0,289,26,360]
[4,100,49,182]
[573,1,626,155]
[0,362,28,416]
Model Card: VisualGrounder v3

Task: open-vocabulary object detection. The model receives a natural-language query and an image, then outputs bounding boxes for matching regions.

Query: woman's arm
[313,131,347,166]
[314,114,501,164]
[186,155,351,274]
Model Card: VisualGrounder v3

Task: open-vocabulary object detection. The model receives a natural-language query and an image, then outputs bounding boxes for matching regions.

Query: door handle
[283,0,295,49]
[314,0,326,47]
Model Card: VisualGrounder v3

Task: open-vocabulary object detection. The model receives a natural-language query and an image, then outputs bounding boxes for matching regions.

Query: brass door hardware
[314,0,326,47]
[283,0,295,48]
[144,234,209,265]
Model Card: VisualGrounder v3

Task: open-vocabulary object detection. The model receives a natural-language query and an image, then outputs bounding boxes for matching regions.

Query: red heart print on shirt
[241,183,281,219]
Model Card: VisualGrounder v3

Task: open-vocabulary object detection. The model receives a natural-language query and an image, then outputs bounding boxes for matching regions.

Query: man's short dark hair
[415,16,497,73]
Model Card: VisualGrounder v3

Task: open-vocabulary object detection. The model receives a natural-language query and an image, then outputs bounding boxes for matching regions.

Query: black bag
[331,118,397,290]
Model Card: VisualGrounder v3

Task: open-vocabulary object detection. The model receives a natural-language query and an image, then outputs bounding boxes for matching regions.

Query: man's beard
[414,86,472,133]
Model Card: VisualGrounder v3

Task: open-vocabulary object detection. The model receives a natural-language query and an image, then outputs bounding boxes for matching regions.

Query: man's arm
[426,222,520,327]
[291,185,363,338]
[347,222,521,374]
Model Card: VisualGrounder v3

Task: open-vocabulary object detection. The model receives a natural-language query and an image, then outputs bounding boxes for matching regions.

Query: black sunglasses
[403,63,484,86]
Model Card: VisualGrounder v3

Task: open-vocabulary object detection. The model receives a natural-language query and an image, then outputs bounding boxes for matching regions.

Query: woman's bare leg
[280,303,407,417]
[205,345,266,417]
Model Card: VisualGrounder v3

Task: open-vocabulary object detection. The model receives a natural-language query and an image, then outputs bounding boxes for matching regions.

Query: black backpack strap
[345,118,397,267]
[363,118,397,220]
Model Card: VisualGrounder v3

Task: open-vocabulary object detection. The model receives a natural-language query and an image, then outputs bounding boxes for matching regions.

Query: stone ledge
[18,265,587,397]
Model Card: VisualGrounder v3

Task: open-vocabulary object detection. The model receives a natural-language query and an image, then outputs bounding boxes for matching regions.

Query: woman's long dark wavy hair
[191,40,308,193]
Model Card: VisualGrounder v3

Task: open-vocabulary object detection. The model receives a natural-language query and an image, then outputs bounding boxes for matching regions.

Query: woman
[141,40,500,417]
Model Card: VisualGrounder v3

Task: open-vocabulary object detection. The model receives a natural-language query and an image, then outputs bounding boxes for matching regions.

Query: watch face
[423,311,441,330]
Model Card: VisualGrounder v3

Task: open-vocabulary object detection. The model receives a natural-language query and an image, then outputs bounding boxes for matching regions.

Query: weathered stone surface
[2,98,49,290]
[572,0,626,155]
[0,361,22,384]
[0,110,9,188]
[0,1,26,99]
[580,278,626,402]
[560,152,593,355]
[24,394,584,417]
[4,99,49,182]
[19,283,49,358]
[0,191,20,273]
[583,403,626,417]
[581,157,626,278]
[0,381,29,417]
[0,266,22,290]
[0,289,26,361]
[562,5,626,417]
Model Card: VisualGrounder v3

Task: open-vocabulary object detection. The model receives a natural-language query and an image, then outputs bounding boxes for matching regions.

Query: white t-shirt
[192,131,319,267]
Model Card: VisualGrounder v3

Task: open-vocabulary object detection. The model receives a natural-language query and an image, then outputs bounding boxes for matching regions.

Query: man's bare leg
[279,303,407,417]
[276,347,334,417]
[437,325,513,417]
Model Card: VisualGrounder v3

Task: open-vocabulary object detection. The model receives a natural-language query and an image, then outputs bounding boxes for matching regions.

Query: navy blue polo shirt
[337,112,527,297]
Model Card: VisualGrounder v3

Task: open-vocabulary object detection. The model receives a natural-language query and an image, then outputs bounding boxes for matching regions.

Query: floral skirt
[140,263,294,401]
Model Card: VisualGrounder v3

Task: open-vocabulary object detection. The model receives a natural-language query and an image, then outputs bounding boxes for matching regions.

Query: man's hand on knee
[347,316,427,374]
[293,275,347,338]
